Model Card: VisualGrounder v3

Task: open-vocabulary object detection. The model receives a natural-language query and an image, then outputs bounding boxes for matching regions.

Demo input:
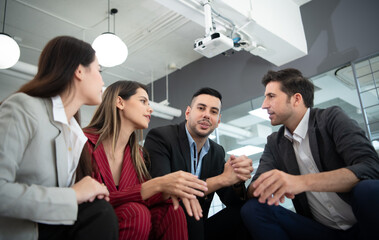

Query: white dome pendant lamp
[92,0,128,67]
[0,0,20,69]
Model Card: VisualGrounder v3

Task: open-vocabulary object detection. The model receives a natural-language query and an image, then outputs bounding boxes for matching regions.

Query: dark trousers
[241,180,379,240]
[38,199,118,240]
[186,204,251,240]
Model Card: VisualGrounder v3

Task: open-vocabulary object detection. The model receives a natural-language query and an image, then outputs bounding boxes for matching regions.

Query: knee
[164,204,187,232]
[90,199,119,233]
[353,180,379,196]
[241,198,276,225]
[352,180,379,207]
[92,199,118,222]
[241,198,261,220]
[117,202,152,232]
[353,180,379,202]
[167,204,186,220]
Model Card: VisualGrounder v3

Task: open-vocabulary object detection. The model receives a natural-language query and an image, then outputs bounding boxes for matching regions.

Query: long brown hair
[19,36,95,98]
[84,81,151,182]
[16,36,96,123]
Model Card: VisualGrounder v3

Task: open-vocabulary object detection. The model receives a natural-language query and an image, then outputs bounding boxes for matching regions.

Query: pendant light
[92,0,128,67]
[0,0,20,69]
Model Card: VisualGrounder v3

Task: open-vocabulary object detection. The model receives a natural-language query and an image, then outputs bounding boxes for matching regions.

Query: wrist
[300,174,312,192]
[152,177,163,193]
[219,174,232,187]
[141,178,161,200]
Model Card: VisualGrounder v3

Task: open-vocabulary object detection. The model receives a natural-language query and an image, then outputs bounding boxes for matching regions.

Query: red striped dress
[85,132,188,240]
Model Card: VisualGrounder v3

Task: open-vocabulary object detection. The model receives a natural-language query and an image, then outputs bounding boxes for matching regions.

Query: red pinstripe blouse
[85,132,162,208]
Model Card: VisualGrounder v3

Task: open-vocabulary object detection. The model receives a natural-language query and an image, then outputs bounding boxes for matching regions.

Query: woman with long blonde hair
[82,80,207,240]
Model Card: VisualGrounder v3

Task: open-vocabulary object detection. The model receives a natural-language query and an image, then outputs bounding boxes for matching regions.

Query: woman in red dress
[81,81,207,240]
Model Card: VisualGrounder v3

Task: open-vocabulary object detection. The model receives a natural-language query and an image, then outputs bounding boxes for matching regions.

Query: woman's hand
[182,197,203,220]
[72,176,109,204]
[158,170,207,199]
[163,194,203,221]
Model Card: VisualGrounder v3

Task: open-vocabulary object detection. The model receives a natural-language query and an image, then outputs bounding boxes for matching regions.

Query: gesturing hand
[158,171,208,199]
[163,194,203,221]
[72,176,110,204]
[253,169,300,205]
[182,197,203,221]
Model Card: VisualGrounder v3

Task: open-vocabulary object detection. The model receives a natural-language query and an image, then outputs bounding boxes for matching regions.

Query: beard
[188,119,214,139]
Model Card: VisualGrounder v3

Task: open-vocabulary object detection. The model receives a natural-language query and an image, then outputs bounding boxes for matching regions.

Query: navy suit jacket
[253,106,379,219]
[144,121,245,219]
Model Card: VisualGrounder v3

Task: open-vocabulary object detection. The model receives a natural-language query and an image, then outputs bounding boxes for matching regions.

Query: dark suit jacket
[253,106,379,219]
[144,121,245,219]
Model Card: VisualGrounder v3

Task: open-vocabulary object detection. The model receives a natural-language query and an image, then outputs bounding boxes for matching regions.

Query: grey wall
[147,0,379,131]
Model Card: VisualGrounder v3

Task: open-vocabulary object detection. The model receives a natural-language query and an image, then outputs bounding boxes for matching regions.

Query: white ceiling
[0,0,205,87]
[0,0,311,93]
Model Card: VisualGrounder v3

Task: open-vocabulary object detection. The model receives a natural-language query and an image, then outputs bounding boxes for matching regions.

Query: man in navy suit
[145,87,253,240]
[241,68,379,240]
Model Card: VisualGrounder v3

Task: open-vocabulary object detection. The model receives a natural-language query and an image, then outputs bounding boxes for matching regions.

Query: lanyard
[192,144,201,177]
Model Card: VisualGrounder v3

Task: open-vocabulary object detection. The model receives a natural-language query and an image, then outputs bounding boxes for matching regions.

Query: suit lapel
[44,98,69,187]
[279,136,301,175]
[200,147,212,179]
[54,135,69,187]
[308,109,323,171]
[178,122,191,172]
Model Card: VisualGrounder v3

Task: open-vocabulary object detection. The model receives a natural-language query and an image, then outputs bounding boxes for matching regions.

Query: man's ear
[116,96,124,110]
[185,106,191,120]
[293,93,303,106]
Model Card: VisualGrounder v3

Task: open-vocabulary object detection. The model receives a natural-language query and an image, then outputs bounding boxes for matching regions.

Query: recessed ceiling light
[227,145,264,156]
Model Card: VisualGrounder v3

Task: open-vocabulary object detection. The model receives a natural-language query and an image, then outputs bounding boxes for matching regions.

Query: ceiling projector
[194,32,234,58]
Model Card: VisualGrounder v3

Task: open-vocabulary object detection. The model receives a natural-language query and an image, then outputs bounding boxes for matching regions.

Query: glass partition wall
[208,53,379,217]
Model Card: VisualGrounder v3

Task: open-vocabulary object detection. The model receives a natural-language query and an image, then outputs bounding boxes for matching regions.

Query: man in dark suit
[144,87,253,240]
[241,68,379,240]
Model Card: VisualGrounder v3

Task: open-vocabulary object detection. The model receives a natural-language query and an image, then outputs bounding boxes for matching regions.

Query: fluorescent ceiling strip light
[249,108,270,121]
[151,111,174,120]
[227,145,264,156]
[150,101,182,118]
[5,61,183,120]
[218,123,252,138]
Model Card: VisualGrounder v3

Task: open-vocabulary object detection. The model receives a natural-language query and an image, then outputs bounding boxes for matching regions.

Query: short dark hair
[262,68,314,108]
[190,87,222,106]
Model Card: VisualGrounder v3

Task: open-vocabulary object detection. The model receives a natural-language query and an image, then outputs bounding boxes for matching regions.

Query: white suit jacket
[0,93,78,240]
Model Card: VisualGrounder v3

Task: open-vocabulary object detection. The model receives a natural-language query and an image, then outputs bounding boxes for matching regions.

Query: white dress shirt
[284,108,356,230]
[52,96,87,187]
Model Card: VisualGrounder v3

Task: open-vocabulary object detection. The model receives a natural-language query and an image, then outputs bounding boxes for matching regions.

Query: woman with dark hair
[83,80,208,240]
[0,36,118,240]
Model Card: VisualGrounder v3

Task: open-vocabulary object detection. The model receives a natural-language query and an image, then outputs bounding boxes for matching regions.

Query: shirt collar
[51,95,87,142]
[185,124,210,152]
[52,95,68,125]
[284,108,310,142]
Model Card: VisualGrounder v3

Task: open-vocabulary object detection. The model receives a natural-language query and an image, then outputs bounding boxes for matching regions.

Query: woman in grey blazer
[0,36,118,240]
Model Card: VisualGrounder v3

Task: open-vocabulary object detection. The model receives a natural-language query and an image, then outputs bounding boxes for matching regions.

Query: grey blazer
[0,93,78,240]
[253,106,379,219]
